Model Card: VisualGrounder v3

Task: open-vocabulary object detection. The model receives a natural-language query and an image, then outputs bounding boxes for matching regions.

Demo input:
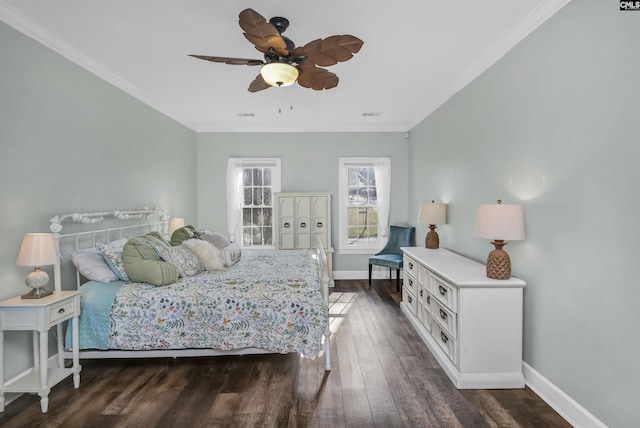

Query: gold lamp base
[425,225,440,249]
[486,240,511,280]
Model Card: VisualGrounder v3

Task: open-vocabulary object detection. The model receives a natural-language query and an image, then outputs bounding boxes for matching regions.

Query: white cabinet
[274,192,333,284]
[401,247,525,389]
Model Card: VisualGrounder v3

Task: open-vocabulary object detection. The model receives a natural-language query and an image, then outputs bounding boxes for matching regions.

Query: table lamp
[473,199,525,280]
[418,201,447,249]
[168,217,185,235]
[16,233,57,298]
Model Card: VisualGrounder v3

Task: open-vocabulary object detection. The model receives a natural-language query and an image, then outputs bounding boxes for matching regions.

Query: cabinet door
[278,196,294,249]
[295,197,311,248]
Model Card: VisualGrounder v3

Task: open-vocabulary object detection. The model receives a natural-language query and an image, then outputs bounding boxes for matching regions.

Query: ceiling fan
[189,8,364,92]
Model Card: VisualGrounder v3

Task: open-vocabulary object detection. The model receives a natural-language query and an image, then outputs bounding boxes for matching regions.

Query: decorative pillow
[183,239,225,271]
[170,225,197,246]
[70,247,119,283]
[201,232,231,250]
[97,238,129,281]
[123,233,178,286]
[161,244,204,277]
[222,242,242,267]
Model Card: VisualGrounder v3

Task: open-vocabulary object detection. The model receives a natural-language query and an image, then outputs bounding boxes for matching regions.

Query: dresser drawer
[431,298,457,339]
[49,299,75,324]
[402,286,418,316]
[430,273,458,312]
[403,273,417,294]
[432,322,458,365]
[403,255,418,278]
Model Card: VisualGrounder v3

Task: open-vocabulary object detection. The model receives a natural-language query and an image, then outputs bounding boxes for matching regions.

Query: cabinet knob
[58,308,65,314]
[440,332,449,344]
[284,222,291,228]
[316,222,323,228]
[439,285,447,296]
[300,222,307,228]
[439,309,447,320]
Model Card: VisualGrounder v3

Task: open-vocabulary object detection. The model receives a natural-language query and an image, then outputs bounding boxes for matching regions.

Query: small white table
[0,290,81,413]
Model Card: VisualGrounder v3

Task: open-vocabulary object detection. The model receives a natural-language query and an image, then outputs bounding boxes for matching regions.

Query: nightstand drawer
[49,299,75,324]
[1,308,39,330]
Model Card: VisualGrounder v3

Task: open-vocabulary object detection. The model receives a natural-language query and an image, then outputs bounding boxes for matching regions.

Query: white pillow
[222,242,242,267]
[183,239,225,271]
[70,247,119,283]
[201,232,231,249]
[160,244,204,277]
[96,238,129,281]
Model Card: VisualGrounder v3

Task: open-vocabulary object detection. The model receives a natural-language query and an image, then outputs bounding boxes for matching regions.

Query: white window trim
[226,158,281,249]
[338,157,391,255]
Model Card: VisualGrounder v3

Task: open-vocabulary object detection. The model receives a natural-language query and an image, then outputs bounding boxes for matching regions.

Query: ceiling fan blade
[294,35,364,67]
[248,74,272,93]
[189,55,264,66]
[239,8,289,57]
[297,65,339,91]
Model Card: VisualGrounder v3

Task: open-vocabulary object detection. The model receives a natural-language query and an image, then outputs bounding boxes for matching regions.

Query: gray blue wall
[196,132,409,272]
[408,1,639,426]
[0,22,197,379]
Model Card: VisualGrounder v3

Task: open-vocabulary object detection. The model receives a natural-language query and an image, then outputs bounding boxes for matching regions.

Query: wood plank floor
[0,280,571,428]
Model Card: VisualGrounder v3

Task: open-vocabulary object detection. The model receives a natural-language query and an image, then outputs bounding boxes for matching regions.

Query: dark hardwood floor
[0,280,571,428]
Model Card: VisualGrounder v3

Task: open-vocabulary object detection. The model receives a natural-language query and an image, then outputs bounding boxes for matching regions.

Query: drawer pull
[58,308,65,314]
[408,296,413,304]
[300,222,307,228]
[409,262,414,269]
[439,285,447,296]
[284,222,291,228]
[439,309,447,320]
[420,289,423,297]
[427,295,431,304]
[440,332,449,344]
[409,279,414,287]
[316,222,323,227]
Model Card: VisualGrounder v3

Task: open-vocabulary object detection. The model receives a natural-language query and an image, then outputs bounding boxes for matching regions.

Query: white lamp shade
[473,203,525,241]
[16,233,57,267]
[260,63,299,87]
[168,217,185,235]
[418,202,447,225]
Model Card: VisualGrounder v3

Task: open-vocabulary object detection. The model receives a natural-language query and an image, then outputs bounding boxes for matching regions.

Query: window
[338,158,391,254]
[227,158,281,248]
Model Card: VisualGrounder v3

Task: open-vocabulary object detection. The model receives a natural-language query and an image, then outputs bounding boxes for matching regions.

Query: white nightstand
[0,290,81,413]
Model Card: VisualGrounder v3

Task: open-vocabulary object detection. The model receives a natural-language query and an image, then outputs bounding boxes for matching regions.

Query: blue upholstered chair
[368,225,416,292]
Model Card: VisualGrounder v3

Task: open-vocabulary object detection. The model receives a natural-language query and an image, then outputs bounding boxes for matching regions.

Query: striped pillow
[122,233,178,286]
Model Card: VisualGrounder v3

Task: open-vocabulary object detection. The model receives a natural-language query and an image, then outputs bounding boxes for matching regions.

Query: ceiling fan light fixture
[260,63,298,87]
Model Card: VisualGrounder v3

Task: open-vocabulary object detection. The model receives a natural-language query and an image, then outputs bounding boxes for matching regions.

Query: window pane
[264,188,272,206]
[243,169,252,187]
[253,168,263,186]
[263,227,272,246]
[263,208,272,226]
[243,208,252,225]
[243,188,252,205]
[253,188,262,206]
[242,227,252,246]
[263,168,272,186]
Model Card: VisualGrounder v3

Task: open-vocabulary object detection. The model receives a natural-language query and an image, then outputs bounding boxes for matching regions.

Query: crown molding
[0,1,197,131]
[407,0,572,131]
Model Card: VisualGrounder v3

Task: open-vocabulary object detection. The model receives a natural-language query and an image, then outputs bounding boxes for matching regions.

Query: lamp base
[22,288,53,299]
[425,225,439,249]
[486,240,511,280]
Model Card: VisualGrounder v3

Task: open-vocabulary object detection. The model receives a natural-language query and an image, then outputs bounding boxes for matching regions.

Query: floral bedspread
[109,250,328,358]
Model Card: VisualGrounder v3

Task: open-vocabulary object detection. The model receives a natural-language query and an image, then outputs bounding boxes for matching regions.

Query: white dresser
[401,247,525,389]
[274,192,333,283]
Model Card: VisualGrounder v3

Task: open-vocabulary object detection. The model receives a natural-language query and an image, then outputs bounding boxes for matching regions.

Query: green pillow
[170,225,197,246]
[123,233,178,286]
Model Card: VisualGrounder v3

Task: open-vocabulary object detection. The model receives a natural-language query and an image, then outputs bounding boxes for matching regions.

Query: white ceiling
[1,1,570,133]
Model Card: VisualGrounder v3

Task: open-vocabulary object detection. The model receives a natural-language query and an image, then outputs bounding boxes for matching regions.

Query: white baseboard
[523,362,607,428]
[333,270,403,280]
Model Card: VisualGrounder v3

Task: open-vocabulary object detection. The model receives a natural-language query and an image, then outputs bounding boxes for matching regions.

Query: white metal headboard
[50,208,168,291]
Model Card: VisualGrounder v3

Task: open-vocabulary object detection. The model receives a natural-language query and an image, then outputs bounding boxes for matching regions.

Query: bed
[50,208,331,370]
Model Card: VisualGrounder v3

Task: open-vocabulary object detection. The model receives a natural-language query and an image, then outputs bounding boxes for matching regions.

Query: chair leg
[369,264,372,287]
[396,269,400,292]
